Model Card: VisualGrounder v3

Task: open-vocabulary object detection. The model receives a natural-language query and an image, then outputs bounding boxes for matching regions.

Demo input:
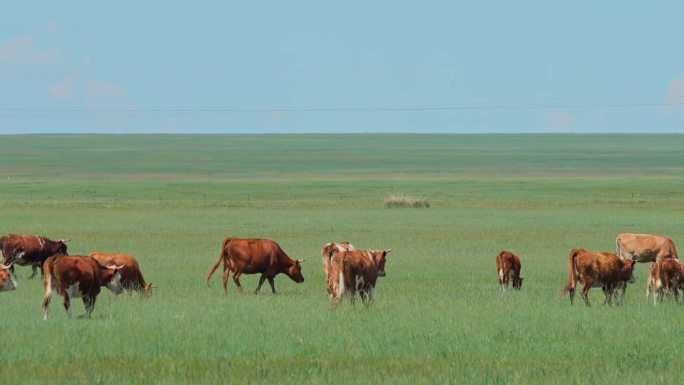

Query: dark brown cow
[42,255,124,320]
[89,252,154,296]
[205,238,304,294]
[321,242,355,298]
[328,249,391,306]
[646,259,684,305]
[561,249,636,306]
[0,263,17,292]
[495,250,523,291]
[1,234,68,277]
[616,233,678,262]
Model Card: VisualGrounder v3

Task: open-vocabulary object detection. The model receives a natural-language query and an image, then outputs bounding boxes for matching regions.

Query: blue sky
[1,1,683,133]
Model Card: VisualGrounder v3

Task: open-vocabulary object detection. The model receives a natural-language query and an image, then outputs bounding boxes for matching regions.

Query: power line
[1,50,682,79]
[0,102,682,116]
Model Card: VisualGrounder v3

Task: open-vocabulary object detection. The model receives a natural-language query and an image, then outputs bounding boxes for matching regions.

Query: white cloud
[86,78,129,104]
[48,76,77,100]
[0,35,57,65]
[661,77,684,113]
[544,110,576,132]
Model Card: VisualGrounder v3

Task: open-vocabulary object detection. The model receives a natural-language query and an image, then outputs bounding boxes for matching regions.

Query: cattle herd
[0,232,680,319]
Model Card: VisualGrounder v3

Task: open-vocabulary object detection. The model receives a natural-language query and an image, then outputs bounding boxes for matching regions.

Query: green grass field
[1,134,684,385]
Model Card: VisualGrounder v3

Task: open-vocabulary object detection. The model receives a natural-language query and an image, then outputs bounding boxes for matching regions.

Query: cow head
[620,259,637,284]
[287,259,305,283]
[57,240,69,256]
[372,249,391,277]
[513,276,523,290]
[0,263,17,292]
[142,283,157,297]
[103,264,126,294]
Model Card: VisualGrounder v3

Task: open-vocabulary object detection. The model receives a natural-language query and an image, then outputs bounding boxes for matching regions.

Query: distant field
[1,134,684,385]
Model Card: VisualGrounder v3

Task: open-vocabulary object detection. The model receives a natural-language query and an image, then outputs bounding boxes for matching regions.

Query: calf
[89,252,154,296]
[495,250,523,291]
[0,263,17,292]
[1,234,68,277]
[42,255,124,320]
[321,242,355,298]
[206,238,304,294]
[646,259,684,305]
[329,249,391,306]
[561,248,636,306]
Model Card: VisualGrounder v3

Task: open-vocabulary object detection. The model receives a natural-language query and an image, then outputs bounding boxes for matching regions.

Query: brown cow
[205,238,304,294]
[0,263,17,292]
[42,255,124,320]
[561,249,636,306]
[495,250,523,291]
[1,234,68,277]
[616,233,678,262]
[321,242,355,297]
[89,252,154,296]
[329,249,391,306]
[645,259,684,305]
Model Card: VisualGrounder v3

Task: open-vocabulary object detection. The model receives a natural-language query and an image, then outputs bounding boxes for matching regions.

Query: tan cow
[561,249,636,306]
[495,250,523,291]
[89,252,154,296]
[42,255,124,320]
[328,249,390,306]
[0,263,17,292]
[645,259,684,305]
[616,233,678,262]
[321,242,354,297]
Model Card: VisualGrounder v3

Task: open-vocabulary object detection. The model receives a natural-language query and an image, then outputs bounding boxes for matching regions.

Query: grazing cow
[616,233,678,262]
[561,249,636,306]
[645,259,684,305]
[205,238,304,294]
[329,249,391,306]
[89,252,154,296]
[42,255,124,320]
[0,234,68,277]
[321,242,355,297]
[495,250,523,291]
[0,263,17,292]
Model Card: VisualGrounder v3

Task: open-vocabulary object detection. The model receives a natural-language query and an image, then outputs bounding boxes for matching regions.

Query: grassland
[1,134,683,385]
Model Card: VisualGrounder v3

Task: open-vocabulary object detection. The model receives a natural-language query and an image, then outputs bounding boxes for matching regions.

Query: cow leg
[602,286,611,305]
[502,269,509,291]
[255,274,267,294]
[267,277,277,294]
[222,269,230,293]
[581,283,591,307]
[28,265,39,279]
[232,271,243,293]
[498,269,504,291]
[82,296,95,318]
[63,294,72,319]
[568,287,575,305]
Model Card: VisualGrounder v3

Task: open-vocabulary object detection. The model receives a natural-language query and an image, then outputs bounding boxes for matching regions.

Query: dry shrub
[383,193,429,208]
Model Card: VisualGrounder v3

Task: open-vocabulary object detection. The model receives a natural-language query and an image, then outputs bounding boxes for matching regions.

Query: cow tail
[561,250,578,297]
[336,266,346,299]
[41,257,55,309]
[206,238,231,287]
